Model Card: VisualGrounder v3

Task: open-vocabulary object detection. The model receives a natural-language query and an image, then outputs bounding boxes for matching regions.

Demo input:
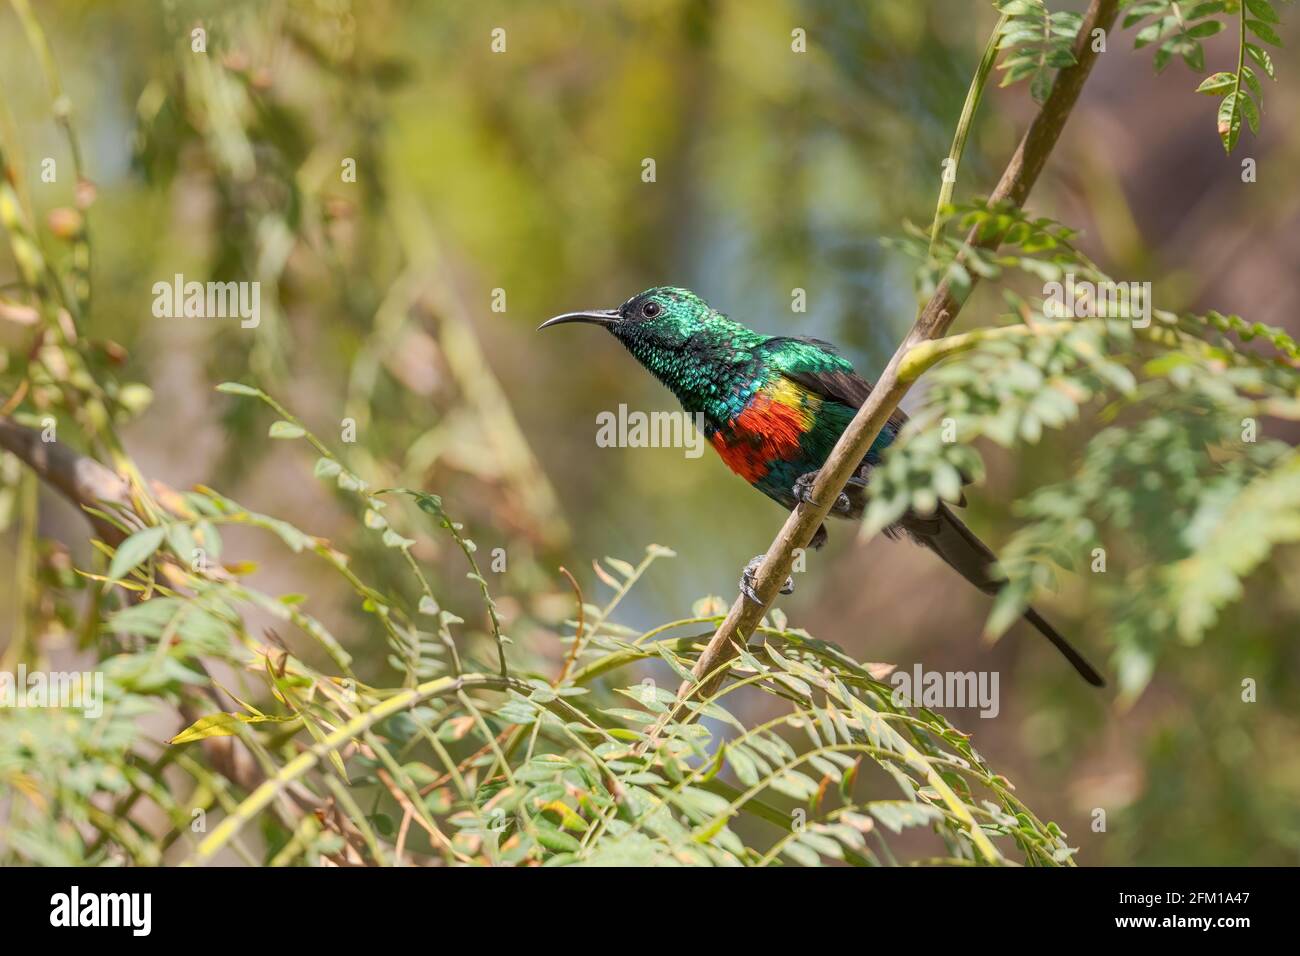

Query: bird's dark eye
[642,301,661,318]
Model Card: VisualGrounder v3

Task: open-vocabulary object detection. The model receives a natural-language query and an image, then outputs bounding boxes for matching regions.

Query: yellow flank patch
[769,376,821,428]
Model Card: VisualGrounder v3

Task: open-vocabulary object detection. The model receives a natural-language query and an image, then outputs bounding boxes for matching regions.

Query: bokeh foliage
[1,0,1298,866]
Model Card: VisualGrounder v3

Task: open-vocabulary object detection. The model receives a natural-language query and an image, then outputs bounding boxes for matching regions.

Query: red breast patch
[710,390,810,483]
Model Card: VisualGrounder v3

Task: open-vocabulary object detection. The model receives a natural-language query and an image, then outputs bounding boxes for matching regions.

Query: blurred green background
[1,0,1298,864]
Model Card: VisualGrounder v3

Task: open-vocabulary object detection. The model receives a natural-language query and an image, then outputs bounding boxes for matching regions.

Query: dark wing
[784,368,911,435]
[759,336,910,434]
[764,336,966,505]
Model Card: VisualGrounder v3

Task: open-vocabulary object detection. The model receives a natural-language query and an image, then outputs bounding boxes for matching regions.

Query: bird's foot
[740,553,795,604]
[793,469,862,515]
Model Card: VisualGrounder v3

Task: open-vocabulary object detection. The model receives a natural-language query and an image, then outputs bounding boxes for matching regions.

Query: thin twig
[554,565,585,684]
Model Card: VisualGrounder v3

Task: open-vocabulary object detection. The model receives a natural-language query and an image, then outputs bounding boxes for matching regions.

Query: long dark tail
[897,503,1106,687]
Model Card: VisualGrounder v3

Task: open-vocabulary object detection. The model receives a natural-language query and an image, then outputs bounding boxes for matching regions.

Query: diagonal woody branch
[679,0,1120,708]
[0,416,132,544]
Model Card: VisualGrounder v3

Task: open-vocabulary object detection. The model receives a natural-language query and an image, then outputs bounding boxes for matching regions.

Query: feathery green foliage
[875,200,1300,698]
[4,392,1080,865]
[996,0,1085,102]
[1121,0,1292,150]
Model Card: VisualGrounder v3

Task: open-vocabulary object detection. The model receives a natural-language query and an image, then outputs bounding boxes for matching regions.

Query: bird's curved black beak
[537,309,621,331]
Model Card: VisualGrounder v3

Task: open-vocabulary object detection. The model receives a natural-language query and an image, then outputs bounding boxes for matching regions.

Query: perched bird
[540,286,1104,686]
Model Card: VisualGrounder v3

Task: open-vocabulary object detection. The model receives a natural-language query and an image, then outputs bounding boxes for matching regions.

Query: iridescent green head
[539,286,765,411]
[539,286,712,346]
[541,284,761,353]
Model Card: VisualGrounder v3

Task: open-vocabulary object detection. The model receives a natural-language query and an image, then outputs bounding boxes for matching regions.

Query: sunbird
[540,287,1105,686]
